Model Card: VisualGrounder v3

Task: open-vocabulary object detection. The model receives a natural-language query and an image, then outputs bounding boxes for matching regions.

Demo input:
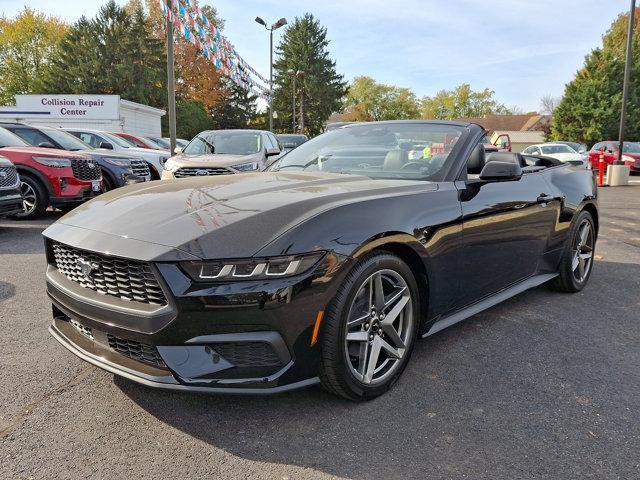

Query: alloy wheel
[344,269,414,385]
[572,219,594,283]
[20,181,37,215]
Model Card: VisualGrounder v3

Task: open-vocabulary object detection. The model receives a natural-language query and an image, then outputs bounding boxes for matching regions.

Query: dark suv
[0,127,102,219]
[1,123,150,191]
[0,155,22,217]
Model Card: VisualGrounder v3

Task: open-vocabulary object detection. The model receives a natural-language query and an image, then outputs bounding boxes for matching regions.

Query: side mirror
[38,142,56,149]
[174,147,182,154]
[479,161,522,181]
[266,147,280,157]
[99,141,114,150]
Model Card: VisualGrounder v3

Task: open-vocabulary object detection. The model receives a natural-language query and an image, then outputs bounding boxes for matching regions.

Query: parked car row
[0,122,176,219]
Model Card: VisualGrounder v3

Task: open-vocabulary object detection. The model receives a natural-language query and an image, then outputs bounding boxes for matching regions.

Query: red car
[0,127,102,219]
[113,132,168,151]
[588,141,640,173]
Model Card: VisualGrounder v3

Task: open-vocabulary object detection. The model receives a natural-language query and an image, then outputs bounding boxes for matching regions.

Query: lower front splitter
[49,323,319,395]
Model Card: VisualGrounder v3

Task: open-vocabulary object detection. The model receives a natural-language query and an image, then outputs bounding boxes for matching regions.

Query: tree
[210,80,257,129]
[342,76,419,121]
[272,14,347,135]
[0,8,67,104]
[420,83,511,119]
[162,99,214,139]
[41,1,166,107]
[540,94,560,115]
[552,8,640,144]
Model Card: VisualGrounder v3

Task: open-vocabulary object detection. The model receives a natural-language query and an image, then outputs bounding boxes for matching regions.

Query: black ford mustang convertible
[44,121,597,400]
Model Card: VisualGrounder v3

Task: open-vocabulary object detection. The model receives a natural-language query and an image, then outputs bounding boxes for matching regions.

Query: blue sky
[0,0,628,111]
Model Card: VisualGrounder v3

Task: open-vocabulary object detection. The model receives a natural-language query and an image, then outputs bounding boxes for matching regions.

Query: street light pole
[255,17,287,132]
[166,0,177,154]
[269,27,274,132]
[617,0,636,164]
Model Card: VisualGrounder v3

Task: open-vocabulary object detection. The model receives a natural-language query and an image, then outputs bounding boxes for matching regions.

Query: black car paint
[43,121,598,393]
[1,123,150,189]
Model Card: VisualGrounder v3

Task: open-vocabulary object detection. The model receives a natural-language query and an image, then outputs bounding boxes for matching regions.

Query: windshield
[278,135,308,148]
[183,131,262,155]
[541,145,575,154]
[622,142,640,153]
[103,132,135,148]
[151,137,171,148]
[0,127,29,148]
[140,136,164,149]
[271,123,464,181]
[42,128,92,151]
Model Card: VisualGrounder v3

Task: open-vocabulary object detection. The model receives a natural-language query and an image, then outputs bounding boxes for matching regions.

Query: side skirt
[423,273,558,338]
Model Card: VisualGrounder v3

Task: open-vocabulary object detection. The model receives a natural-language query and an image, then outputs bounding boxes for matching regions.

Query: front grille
[174,167,233,178]
[130,159,150,177]
[107,334,166,367]
[0,166,19,189]
[71,158,101,180]
[51,242,167,305]
[212,342,283,368]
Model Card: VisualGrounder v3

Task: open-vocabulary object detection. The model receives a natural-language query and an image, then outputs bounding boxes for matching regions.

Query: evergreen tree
[272,14,346,135]
[552,8,640,145]
[41,1,165,107]
[210,80,257,129]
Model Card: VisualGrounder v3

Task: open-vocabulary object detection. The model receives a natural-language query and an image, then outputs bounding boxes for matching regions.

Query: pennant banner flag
[158,0,271,101]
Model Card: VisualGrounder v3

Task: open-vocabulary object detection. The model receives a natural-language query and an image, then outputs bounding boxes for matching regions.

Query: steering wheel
[400,161,428,171]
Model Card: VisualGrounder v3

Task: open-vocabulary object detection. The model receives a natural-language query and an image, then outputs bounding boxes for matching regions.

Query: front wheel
[11,175,47,220]
[319,253,420,400]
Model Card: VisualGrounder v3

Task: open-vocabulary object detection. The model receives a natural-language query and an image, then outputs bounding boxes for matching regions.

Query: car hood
[171,152,261,168]
[548,152,584,162]
[44,172,431,260]
[124,147,167,157]
[0,146,89,158]
[90,149,141,160]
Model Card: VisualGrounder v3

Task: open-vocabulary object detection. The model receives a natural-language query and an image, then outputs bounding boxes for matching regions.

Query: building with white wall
[0,95,165,137]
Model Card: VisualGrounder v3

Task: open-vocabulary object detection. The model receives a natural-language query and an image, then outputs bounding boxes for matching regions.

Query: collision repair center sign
[14,95,120,120]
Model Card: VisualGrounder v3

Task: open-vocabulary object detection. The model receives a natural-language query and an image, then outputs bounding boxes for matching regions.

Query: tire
[549,210,596,293]
[101,169,115,192]
[10,174,48,220]
[319,252,420,401]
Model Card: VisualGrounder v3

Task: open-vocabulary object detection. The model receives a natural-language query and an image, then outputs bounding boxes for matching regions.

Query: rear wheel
[11,175,47,220]
[549,210,596,292]
[319,253,419,400]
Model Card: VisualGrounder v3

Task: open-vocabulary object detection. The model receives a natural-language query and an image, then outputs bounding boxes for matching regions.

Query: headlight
[621,154,634,163]
[163,158,176,171]
[159,155,169,165]
[32,156,72,168]
[232,161,259,172]
[181,252,326,282]
[103,156,132,167]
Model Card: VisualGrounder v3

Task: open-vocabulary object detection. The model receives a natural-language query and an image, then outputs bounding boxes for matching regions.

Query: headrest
[467,144,486,174]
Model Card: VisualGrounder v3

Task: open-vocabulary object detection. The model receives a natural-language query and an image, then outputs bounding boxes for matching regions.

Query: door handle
[536,194,554,204]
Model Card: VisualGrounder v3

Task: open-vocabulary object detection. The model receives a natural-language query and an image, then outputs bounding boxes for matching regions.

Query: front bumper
[49,320,319,394]
[50,188,101,208]
[45,243,349,393]
[0,189,23,216]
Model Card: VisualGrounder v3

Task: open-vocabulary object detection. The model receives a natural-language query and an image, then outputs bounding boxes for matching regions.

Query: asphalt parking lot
[1,184,639,480]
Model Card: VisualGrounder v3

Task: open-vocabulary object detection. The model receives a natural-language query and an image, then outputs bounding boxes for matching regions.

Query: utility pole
[166,0,177,154]
[617,0,636,164]
[298,71,305,134]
